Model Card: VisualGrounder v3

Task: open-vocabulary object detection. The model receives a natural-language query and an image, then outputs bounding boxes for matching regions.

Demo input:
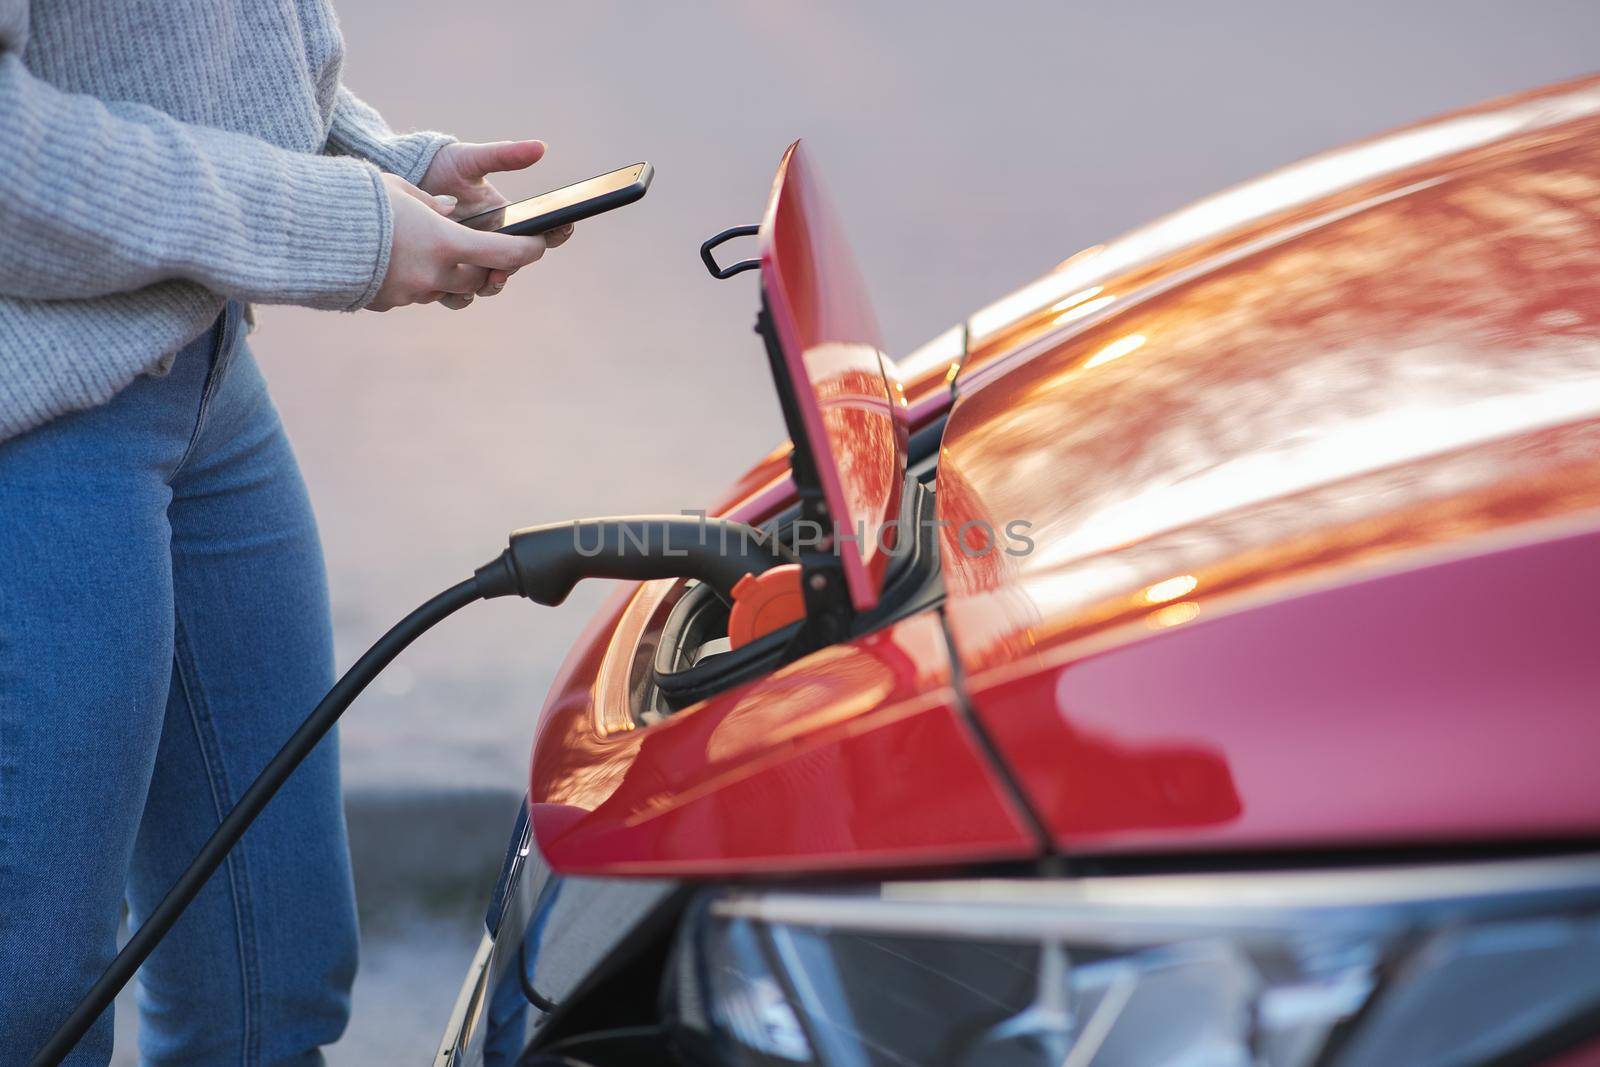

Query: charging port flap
[700,139,910,657]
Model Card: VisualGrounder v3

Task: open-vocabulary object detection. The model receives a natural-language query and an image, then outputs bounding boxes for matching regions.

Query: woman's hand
[366,175,548,312]
[419,139,575,307]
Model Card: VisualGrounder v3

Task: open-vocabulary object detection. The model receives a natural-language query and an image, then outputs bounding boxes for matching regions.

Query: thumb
[453,139,547,180]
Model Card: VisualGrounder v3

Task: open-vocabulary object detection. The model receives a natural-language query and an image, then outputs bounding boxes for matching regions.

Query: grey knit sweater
[0,0,453,440]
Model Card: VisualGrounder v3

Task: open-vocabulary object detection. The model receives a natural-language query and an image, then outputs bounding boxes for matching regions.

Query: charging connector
[30,515,790,1066]
[474,515,790,605]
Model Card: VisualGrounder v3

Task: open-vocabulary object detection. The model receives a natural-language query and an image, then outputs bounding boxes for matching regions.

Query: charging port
[640,476,942,718]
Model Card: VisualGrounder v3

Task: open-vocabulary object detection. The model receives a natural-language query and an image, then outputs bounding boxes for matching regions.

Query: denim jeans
[0,303,358,1065]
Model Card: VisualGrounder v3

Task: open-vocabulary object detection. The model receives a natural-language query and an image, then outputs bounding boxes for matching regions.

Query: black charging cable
[29,516,786,1067]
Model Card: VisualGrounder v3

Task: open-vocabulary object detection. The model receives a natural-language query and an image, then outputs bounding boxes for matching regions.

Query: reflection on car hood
[930,76,1600,855]
[938,74,1600,675]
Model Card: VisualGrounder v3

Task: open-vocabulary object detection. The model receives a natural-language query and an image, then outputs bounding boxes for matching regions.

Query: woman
[0,0,566,1060]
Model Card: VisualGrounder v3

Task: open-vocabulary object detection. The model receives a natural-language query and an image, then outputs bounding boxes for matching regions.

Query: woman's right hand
[366,174,548,312]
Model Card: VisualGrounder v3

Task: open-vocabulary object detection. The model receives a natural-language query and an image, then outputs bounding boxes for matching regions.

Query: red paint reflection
[761,141,907,609]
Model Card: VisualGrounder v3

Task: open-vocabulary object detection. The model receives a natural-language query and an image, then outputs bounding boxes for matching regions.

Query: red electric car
[435,75,1600,1067]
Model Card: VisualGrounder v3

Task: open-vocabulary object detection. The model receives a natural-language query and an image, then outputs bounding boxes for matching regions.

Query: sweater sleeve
[325,85,455,185]
[0,47,394,310]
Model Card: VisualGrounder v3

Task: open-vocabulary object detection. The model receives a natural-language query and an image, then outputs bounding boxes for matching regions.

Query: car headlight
[672,855,1600,1067]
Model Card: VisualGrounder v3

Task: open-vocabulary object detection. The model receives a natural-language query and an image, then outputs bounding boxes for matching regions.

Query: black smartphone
[457,162,653,236]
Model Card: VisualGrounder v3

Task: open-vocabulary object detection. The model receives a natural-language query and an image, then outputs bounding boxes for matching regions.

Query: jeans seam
[171,610,262,1067]
[171,306,239,479]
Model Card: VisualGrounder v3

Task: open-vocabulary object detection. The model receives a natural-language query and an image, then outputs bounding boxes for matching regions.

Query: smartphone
[457,162,653,236]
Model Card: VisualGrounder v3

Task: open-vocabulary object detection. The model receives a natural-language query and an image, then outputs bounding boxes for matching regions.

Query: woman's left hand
[418,139,575,308]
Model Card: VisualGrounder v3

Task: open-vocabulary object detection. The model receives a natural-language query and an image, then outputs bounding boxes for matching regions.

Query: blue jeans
[0,304,358,1065]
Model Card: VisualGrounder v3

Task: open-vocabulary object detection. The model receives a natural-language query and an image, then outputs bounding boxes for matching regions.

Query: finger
[453,139,546,181]
[461,190,508,218]
[450,228,547,271]
[544,223,575,249]
[435,263,493,295]
[440,293,475,311]
[478,270,510,296]
[394,179,458,217]
[444,181,506,220]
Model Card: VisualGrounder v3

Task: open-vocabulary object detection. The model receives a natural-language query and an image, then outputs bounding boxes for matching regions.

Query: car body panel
[938,112,1600,671]
[960,525,1600,853]
[460,77,1600,1067]
[528,600,1038,876]
[931,79,1600,851]
[528,77,1600,880]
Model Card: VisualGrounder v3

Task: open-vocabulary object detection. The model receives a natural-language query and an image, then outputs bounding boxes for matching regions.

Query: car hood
[936,75,1600,854]
[527,78,1600,877]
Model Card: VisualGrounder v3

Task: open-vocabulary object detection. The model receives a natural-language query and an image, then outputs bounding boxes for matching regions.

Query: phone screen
[459,164,648,233]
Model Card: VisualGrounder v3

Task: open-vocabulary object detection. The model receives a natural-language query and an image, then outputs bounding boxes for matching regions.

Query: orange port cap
[727,563,806,649]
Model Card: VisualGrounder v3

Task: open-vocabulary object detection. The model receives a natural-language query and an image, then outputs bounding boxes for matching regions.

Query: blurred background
[118,1,1600,1061]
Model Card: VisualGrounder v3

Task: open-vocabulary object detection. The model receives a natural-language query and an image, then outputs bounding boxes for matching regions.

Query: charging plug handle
[475,515,792,605]
[31,513,792,1066]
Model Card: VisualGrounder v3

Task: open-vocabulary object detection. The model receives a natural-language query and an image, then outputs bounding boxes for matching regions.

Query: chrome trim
[486,801,533,938]
[711,853,1600,943]
[434,932,494,1067]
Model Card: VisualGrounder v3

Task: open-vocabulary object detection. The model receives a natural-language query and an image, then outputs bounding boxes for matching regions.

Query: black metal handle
[700,224,761,279]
